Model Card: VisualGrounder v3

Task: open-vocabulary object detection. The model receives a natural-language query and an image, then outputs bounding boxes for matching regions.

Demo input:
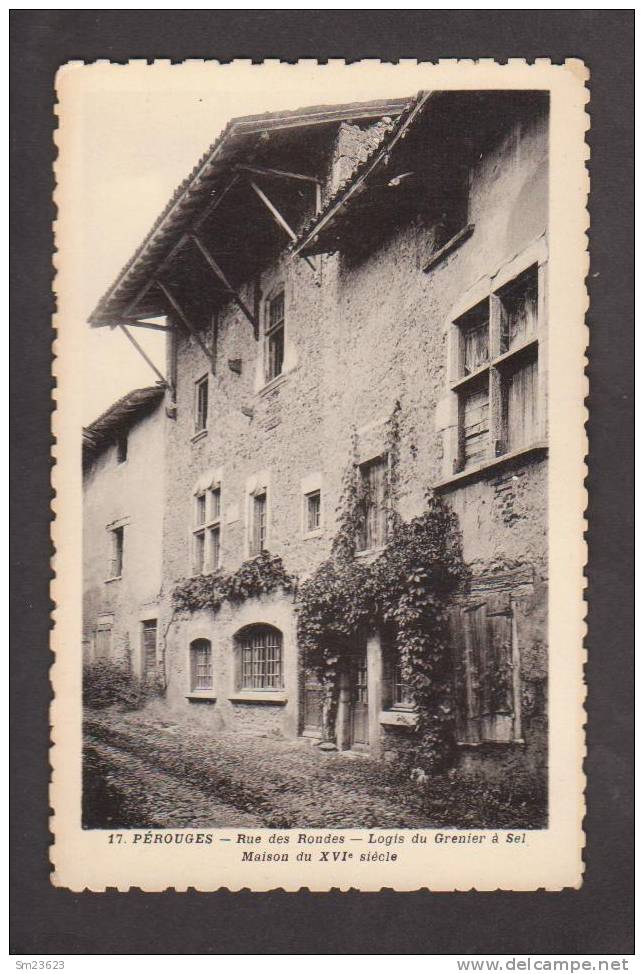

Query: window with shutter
[141,619,157,680]
[357,455,389,551]
[451,262,542,472]
[454,595,520,743]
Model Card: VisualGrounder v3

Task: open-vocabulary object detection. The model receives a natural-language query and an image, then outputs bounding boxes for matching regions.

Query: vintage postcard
[51,59,588,891]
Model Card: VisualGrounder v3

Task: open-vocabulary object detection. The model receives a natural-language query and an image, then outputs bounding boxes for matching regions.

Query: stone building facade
[82,386,165,680]
[88,92,549,783]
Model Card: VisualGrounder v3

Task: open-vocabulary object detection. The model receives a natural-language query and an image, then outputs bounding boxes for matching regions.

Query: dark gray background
[10,9,634,955]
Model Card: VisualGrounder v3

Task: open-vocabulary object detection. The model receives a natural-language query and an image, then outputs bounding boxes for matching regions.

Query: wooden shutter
[455,594,517,744]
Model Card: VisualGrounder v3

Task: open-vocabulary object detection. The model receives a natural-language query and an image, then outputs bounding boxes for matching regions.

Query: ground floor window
[238,625,283,690]
[190,638,213,691]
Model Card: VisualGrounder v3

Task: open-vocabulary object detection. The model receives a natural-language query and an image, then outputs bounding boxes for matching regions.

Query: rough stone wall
[159,104,549,770]
[162,591,299,737]
[82,403,165,676]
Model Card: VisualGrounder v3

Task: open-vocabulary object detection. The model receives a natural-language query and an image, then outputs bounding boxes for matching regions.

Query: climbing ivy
[172,550,296,615]
[297,402,467,772]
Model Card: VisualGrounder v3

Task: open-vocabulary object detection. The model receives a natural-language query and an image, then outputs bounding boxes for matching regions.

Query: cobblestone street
[83,707,545,830]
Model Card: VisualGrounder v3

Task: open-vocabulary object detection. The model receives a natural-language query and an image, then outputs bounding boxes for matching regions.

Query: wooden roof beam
[248,180,317,272]
[118,324,172,392]
[234,164,321,185]
[155,280,216,375]
[189,232,259,339]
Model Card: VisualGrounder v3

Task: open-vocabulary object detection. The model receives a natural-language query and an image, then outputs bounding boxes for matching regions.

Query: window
[116,432,128,463]
[392,659,414,709]
[305,490,321,534]
[94,624,112,660]
[357,456,388,551]
[382,629,414,711]
[238,626,283,690]
[453,596,520,744]
[194,375,208,433]
[433,164,470,252]
[110,526,124,578]
[189,638,213,692]
[141,619,157,680]
[250,490,267,556]
[453,264,541,472]
[265,291,285,382]
[193,486,222,573]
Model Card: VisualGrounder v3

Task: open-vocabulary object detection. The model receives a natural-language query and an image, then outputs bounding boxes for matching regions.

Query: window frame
[109,525,124,579]
[451,263,542,474]
[356,454,390,553]
[194,373,209,435]
[237,625,283,692]
[189,638,214,693]
[141,618,157,680]
[303,488,322,538]
[193,484,222,574]
[264,289,286,384]
[249,488,268,557]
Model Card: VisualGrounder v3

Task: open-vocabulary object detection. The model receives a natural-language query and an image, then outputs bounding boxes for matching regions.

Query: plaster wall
[82,404,165,676]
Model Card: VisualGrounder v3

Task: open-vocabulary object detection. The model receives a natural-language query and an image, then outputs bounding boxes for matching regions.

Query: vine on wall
[297,402,467,772]
[172,550,296,615]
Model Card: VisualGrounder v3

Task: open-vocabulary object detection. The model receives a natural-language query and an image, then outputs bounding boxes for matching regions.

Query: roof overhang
[292,90,434,257]
[89,97,410,327]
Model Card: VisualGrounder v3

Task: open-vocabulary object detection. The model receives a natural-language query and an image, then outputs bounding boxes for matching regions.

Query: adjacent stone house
[82,385,166,680]
[88,91,549,783]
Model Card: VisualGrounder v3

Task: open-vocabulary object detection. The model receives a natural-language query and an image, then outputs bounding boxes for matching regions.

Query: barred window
[190,638,213,692]
[239,626,283,691]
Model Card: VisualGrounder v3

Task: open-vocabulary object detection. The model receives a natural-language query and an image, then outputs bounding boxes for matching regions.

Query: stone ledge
[434,442,548,492]
[229,692,288,705]
[379,709,418,728]
[186,693,217,703]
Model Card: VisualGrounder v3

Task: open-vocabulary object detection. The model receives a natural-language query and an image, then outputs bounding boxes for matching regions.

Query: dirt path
[85,738,263,829]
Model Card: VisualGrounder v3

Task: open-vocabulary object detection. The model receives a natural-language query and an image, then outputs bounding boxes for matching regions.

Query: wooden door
[303,669,324,734]
[141,620,157,682]
[350,648,369,747]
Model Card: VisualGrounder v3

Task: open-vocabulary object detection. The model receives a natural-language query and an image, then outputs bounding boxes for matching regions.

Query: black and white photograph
[80,80,550,832]
[50,57,587,892]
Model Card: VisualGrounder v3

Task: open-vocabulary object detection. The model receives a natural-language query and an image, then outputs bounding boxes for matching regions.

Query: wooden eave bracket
[155,279,217,375]
[118,324,173,394]
[248,180,317,272]
[189,232,260,340]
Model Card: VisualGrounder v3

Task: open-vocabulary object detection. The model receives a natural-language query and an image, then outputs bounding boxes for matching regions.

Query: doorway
[349,646,369,748]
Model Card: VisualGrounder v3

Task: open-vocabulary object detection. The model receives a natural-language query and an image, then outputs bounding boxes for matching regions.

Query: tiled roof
[292,90,433,255]
[89,97,411,325]
[82,384,165,458]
